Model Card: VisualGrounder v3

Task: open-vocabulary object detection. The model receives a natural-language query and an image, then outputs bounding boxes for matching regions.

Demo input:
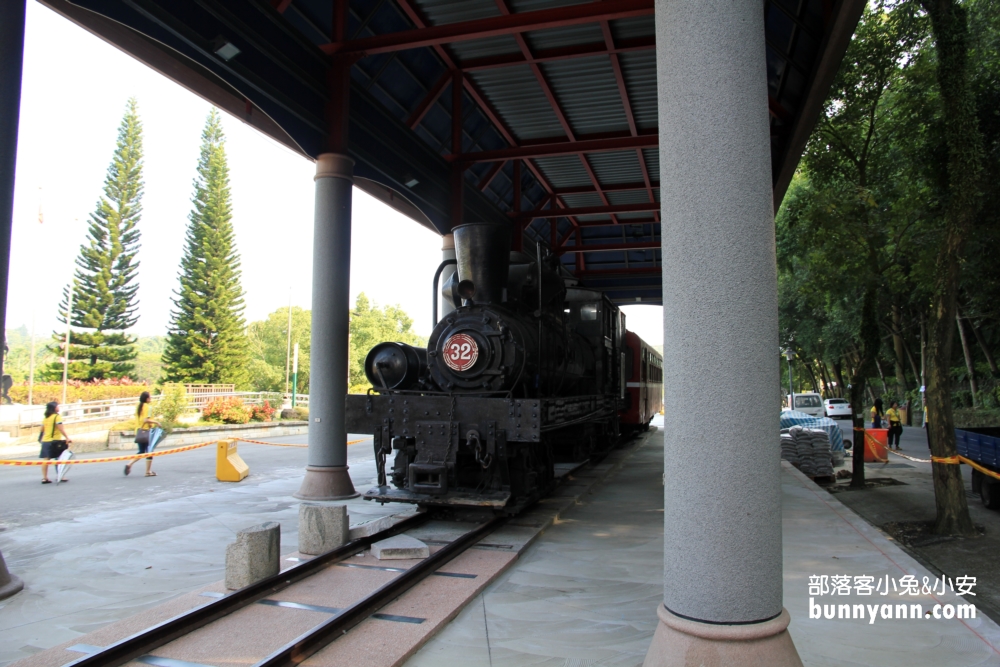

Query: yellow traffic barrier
[216,439,249,482]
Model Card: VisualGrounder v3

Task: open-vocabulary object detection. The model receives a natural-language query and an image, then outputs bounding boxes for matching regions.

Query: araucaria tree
[162,109,249,386]
[49,98,143,380]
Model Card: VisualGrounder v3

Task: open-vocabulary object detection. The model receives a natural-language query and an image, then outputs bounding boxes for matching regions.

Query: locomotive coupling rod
[64,511,431,667]
[254,516,507,667]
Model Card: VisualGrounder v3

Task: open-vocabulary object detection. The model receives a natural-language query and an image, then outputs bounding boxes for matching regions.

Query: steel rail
[254,516,506,667]
[64,511,432,667]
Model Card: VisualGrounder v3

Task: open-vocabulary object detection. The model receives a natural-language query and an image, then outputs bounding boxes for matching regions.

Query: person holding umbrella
[125,391,160,477]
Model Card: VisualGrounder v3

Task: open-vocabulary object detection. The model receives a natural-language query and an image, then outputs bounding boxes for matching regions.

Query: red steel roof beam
[514,202,659,219]
[577,267,661,276]
[325,0,654,55]
[489,0,616,227]
[601,22,658,224]
[453,135,657,163]
[554,181,652,195]
[391,0,585,241]
[461,36,655,71]
[477,160,506,191]
[406,71,451,129]
[559,240,660,253]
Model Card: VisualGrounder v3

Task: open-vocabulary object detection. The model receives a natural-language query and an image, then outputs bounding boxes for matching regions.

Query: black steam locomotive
[345,221,632,512]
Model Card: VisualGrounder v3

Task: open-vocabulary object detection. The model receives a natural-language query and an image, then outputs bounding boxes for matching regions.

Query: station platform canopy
[43,0,863,305]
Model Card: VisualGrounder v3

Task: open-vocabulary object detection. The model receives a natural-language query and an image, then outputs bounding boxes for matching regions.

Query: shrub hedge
[8,380,149,404]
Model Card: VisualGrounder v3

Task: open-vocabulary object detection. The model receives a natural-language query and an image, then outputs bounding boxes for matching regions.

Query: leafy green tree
[247,306,311,393]
[917,0,986,536]
[47,98,144,380]
[786,2,920,488]
[162,109,249,387]
[349,293,426,393]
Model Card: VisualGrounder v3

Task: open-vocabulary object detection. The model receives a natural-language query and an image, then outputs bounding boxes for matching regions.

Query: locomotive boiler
[345,221,628,512]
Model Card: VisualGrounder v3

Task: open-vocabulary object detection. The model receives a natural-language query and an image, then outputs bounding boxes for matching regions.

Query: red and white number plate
[443,333,479,372]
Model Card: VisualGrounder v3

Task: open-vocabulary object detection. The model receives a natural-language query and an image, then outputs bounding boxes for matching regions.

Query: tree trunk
[850,287,881,489]
[804,362,820,394]
[819,362,833,398]
[874,358,889,396]
[968,317,1000,376]
[902,327,922,391]
[892,304,909,399]
[920,0,981,537]
[956,312,978,407]
[833,361,847,398]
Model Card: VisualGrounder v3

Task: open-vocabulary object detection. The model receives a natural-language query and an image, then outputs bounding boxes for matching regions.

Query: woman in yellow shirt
[886,401,903,450]
[125,391,160,477]
[870,398,884,428]
[39,401,72,484]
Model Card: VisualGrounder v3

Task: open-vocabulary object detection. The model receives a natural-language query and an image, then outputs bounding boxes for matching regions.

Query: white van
[788,393,823,417]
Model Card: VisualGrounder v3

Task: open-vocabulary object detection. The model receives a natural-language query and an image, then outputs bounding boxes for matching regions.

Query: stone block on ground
[349,514,395,541]
[371,534,429,560]
[0,549,23,601]
[225,521,280,590]
[298,503,349,555]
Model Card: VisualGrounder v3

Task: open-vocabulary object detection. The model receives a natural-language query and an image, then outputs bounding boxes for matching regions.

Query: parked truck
[955,427,1000,509]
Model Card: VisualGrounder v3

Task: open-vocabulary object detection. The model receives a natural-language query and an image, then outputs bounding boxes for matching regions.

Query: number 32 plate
[443,333,479,372]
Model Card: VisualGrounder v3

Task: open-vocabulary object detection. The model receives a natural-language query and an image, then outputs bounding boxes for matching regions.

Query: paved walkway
[406,429,1000,667]
[0,436,381,667]
[4,423,1000,666]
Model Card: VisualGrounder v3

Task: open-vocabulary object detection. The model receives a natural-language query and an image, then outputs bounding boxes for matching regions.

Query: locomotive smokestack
[452,222,511,304]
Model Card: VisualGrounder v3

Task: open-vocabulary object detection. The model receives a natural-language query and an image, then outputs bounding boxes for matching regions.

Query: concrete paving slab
[4,430,656,667]
[406,423,1000,667]
[0,438,388,667]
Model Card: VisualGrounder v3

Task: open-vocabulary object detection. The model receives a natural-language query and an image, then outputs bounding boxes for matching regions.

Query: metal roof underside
[47,0,865,305]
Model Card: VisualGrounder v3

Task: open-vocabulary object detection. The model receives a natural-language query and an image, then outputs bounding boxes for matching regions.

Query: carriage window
[580,304,598,320]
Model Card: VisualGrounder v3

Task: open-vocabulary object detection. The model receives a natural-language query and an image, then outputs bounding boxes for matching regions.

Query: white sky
[8,1,663,345]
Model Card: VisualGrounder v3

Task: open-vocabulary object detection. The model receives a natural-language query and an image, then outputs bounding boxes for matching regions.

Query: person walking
[124,391,159,477]
[870,397,884,429]
[886,400,903,450]
[39,401,72,484]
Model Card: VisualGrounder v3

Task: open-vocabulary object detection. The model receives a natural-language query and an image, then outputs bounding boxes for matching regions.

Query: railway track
[64,511,505,667]
[47,444,637,667]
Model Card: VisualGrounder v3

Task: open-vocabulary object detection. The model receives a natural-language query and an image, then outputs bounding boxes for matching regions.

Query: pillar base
[0,575,23,601]
[642,605,802,667]
[294,466,359,501]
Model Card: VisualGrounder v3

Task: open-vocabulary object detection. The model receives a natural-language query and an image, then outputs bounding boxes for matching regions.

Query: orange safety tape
[887,449,931,464]
[0,436,374,467]
[959,455,1000,482]
[237,437,370,448]
[862,430,889,464]
[0,441,217,466]
[931,455,961,464]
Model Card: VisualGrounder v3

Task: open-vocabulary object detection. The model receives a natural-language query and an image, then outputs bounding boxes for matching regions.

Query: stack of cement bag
[780,429,798,467]
[782,426,834,477]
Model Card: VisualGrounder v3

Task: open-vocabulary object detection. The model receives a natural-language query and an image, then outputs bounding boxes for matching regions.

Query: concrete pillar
[440,233,456,317]
[645,1,801,665]
[295,154,359,500]
[0,1,26,381]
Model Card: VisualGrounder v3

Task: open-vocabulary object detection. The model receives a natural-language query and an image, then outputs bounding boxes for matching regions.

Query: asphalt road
[0,433,374,531]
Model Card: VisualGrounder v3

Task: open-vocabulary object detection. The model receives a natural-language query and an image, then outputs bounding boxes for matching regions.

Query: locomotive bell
[452,222,511,304]
[365,342,427,390]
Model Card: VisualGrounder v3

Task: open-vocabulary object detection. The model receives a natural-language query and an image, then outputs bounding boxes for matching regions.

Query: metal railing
[0,391,291,429]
